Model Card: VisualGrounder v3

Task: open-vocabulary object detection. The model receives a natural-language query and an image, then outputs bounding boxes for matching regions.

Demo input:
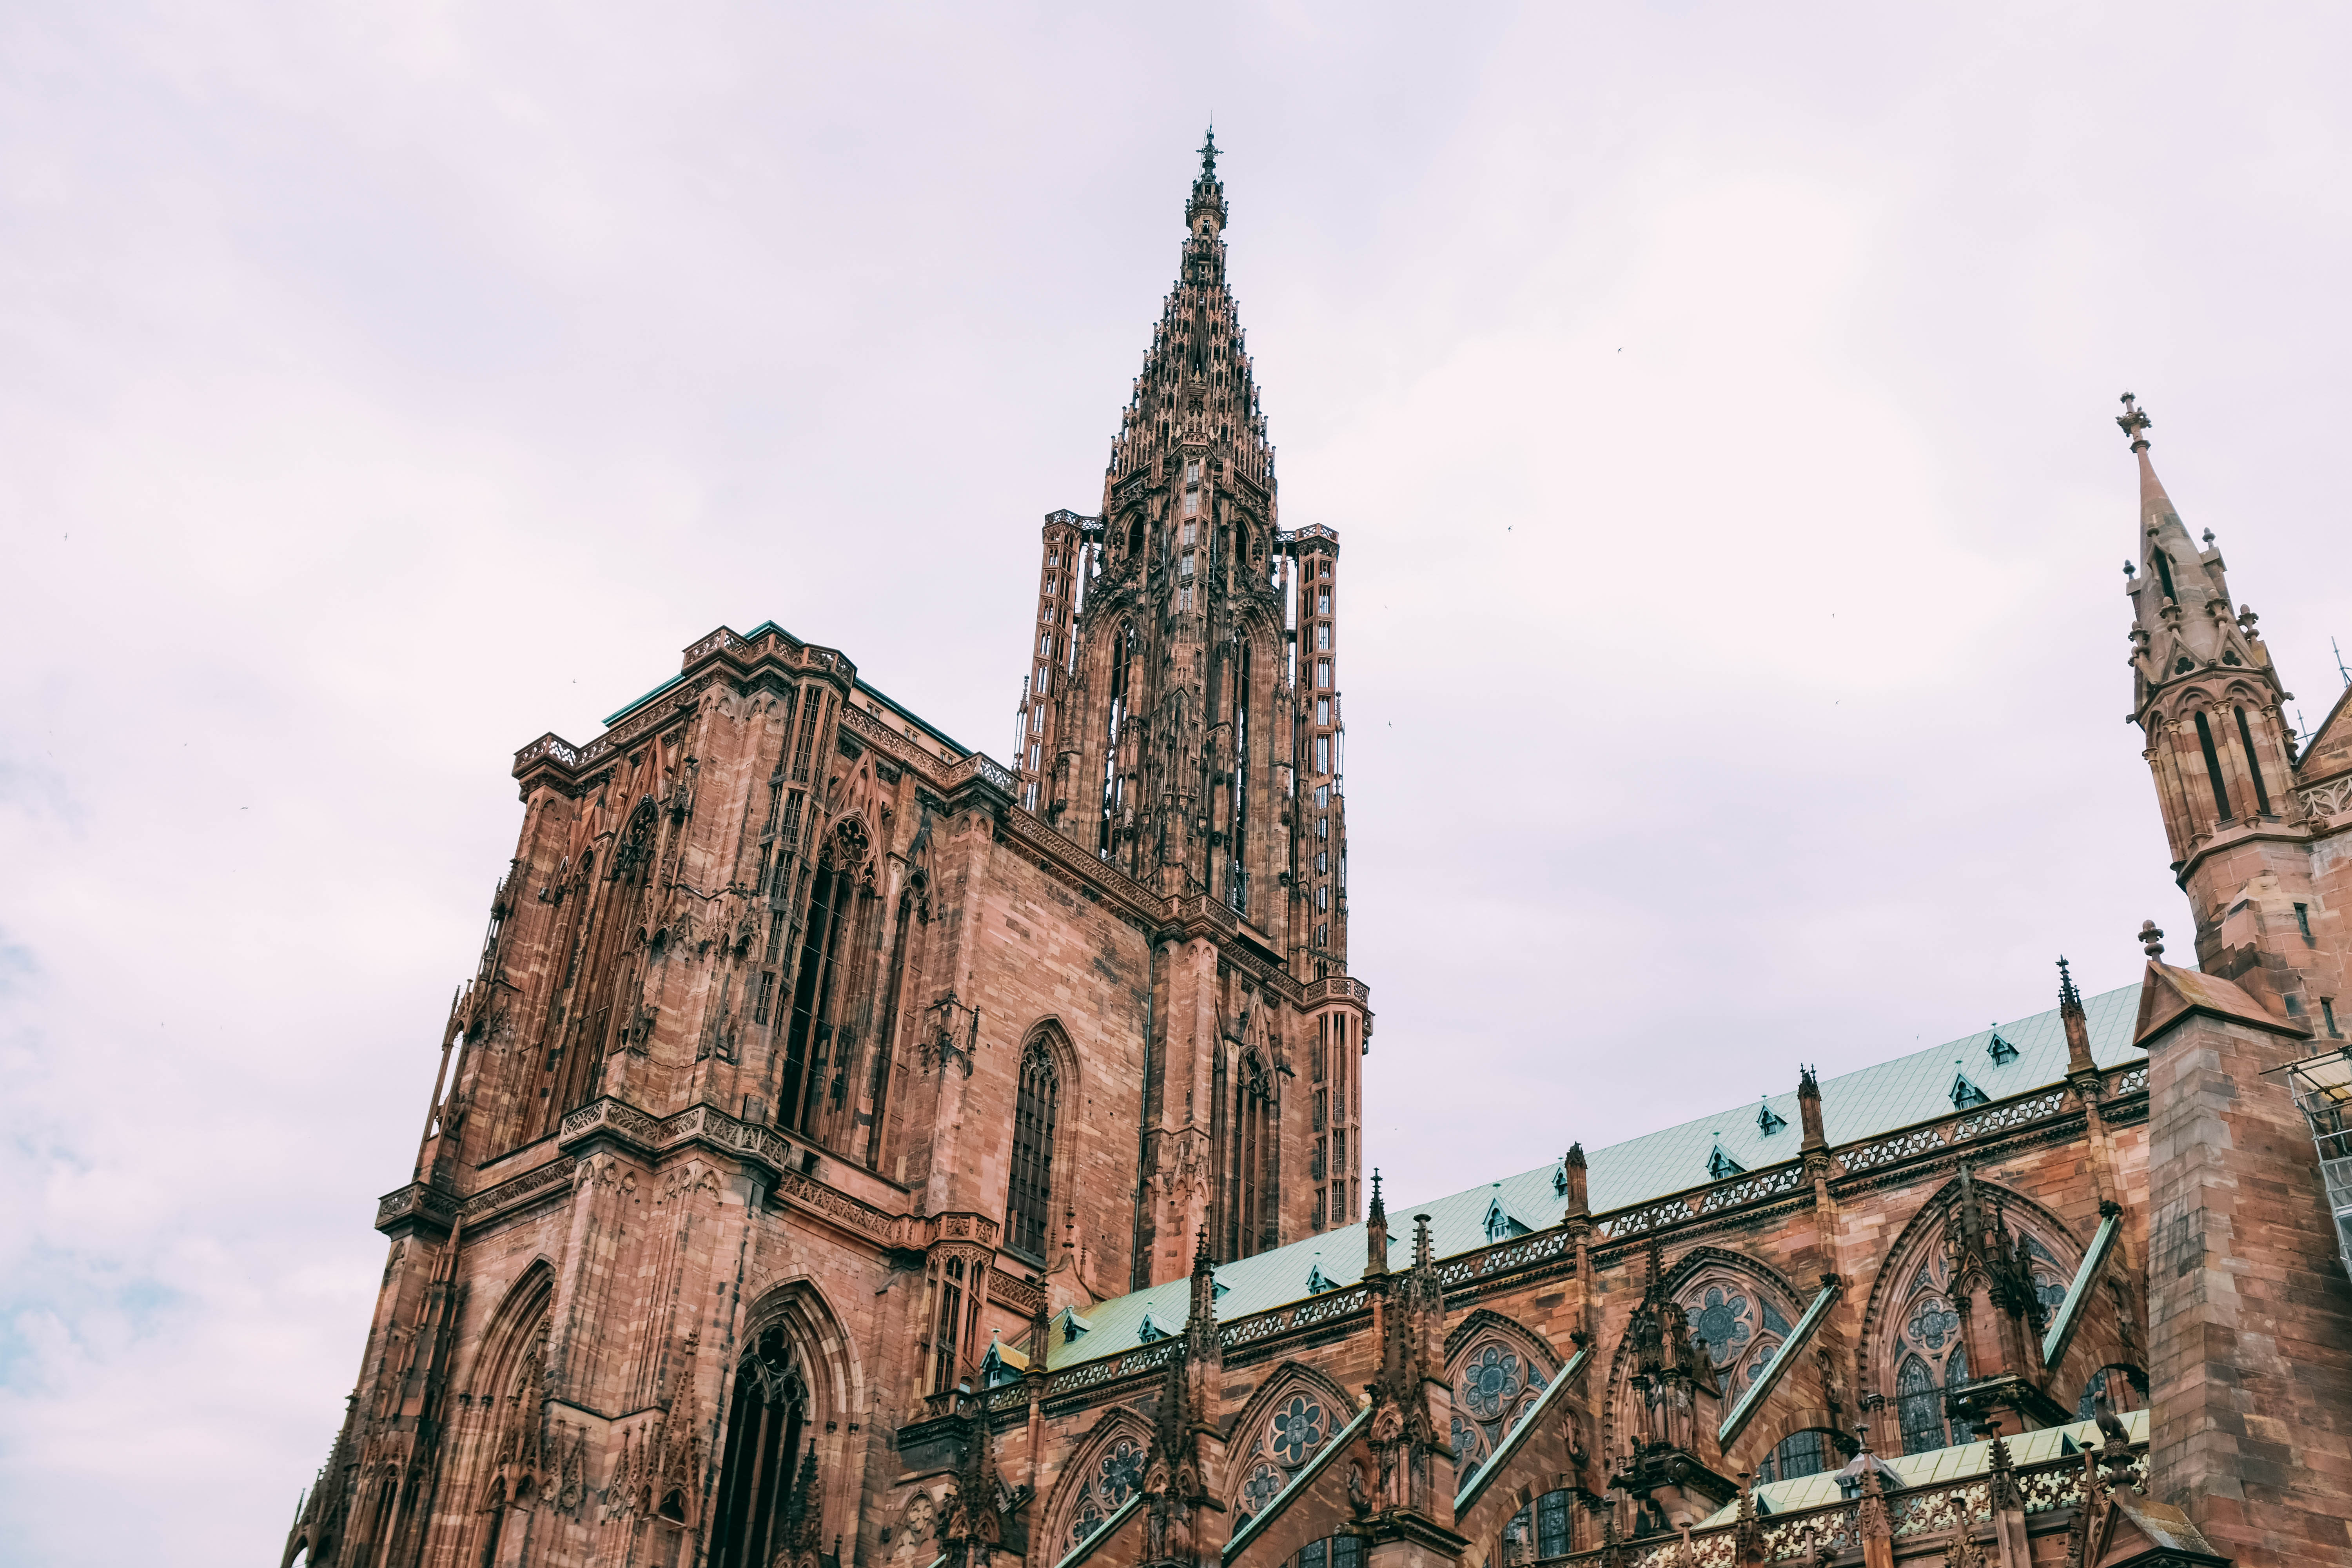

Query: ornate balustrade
[1532,1446,2146,1566]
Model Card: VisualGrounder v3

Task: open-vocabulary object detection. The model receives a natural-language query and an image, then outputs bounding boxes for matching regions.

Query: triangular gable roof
[2132,961,2310,1047]
[2295,679,2352,780]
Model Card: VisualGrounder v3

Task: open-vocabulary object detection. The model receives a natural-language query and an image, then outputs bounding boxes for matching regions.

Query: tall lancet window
[2234,706,2274,815]
[1229,642,1251,914]
[2193,710,2234,823]
[1222,1051,1275,1260]
[709,1324,813,1568]
[1099,622,1134,859]
[1007,1040,1060,1259]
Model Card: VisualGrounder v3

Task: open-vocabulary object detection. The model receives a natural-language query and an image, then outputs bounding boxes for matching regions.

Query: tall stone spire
[1103,126,1272,498]
[2118,394,2308,945]
[1018,134,1371,1280]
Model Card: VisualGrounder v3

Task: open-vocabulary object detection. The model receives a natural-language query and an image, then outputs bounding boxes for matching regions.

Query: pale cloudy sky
[4,4,2350,1561]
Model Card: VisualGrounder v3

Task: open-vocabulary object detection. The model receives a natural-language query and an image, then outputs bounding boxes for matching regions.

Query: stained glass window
[1760,1428,1828,1483]
[1896,1354,1944,1455]
[1462,1346,1523,1420]
[1271,1396,1328,1467]
[1452,1342,1538,1468]
[1535,1490,1573,1558]
[1689,1286,1754,1368]
[1240,1460,1283,1518]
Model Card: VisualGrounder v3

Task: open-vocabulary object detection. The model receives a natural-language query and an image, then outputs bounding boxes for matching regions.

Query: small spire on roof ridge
[1369,1166,1385,1215]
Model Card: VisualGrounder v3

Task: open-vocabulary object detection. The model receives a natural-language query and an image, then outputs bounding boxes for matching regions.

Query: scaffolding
[2285,1046,2352,1286]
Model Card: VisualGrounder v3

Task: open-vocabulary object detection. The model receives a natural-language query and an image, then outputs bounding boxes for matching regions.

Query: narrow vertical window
[2296,903,2314,941]
[2194,710,2234,822]
[1007,1042,1060,1258]
[2154,550,2178,601]
[1316,623,1330,650]
[2234,707,2273,815]
[1316,661,1330,688]
[789,692,822,782]
[931,1257,966,1394]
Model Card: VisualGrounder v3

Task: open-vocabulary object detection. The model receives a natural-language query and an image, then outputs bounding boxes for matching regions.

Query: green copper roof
[1042,981,2144,1372]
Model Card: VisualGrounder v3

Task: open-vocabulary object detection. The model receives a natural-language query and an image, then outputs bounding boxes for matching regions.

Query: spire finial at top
[2117,391,2153,452]
[1198,121,1220,178]
[2058,955,2082,1012]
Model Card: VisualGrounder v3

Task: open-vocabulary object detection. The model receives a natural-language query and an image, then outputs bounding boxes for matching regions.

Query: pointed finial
[2117,392,2152,452]
[2140,919,2165,960]
[1369,1167,1385,1218]
[2058,956,2083,1012]
[1198,122,1220,178]
[1192,1227,1214,1274]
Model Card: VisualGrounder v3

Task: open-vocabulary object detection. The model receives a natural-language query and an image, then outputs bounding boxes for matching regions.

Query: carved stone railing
[1695,1164,1808,1215]
[1837,1082,2076,1181]
[2109,1064,2149,1097]
[1535,1445,2146,1565]
[1436,1230,1572,1287]
[1593,1162,1804,1240]
[1301,975,1371,1008]
[1839,1125,1947,1174]
[1952,1087,2071,1142]
[2300,774,2352,821]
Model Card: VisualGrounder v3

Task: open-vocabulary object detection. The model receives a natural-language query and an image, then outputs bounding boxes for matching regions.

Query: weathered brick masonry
[285,151,2352,1568]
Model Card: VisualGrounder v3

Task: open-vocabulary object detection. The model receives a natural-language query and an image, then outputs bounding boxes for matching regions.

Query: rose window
[1905,1299,1959,1353]
[1270,1396,1328,1468]
[1461,1346,1523,1421]
[1689,1286,1753,1368]
[1098,1438,1143,1507]
[1240,1460,1283,1517]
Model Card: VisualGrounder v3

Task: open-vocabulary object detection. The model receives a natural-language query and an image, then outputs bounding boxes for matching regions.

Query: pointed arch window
[2194,710,2234,822]
[1896,1352,1956,1454]
[2153,550,2178,601]
[1951,1073,1989,1111]
[1987,1032,2018,1065]
[1006,1040,1060,1259]
[2234,706,2274,815]
[709,1324,814,1568]
[1707,1144,1746,1180]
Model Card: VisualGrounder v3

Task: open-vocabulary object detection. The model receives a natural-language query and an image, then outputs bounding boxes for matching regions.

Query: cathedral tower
[2122,394,2352,1565]
[2120,394,2346,1024]
[1015,132,1368,1265]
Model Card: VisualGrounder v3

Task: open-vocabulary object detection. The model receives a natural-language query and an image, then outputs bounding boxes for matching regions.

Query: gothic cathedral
[285,140,2352,1568]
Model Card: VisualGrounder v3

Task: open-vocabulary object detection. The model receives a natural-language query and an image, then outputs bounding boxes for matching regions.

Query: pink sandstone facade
[283,143,2352,1568]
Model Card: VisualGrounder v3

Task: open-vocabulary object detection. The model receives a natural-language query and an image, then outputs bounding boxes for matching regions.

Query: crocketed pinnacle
[2119,393,2263,704]
[1103,134,1275,506]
